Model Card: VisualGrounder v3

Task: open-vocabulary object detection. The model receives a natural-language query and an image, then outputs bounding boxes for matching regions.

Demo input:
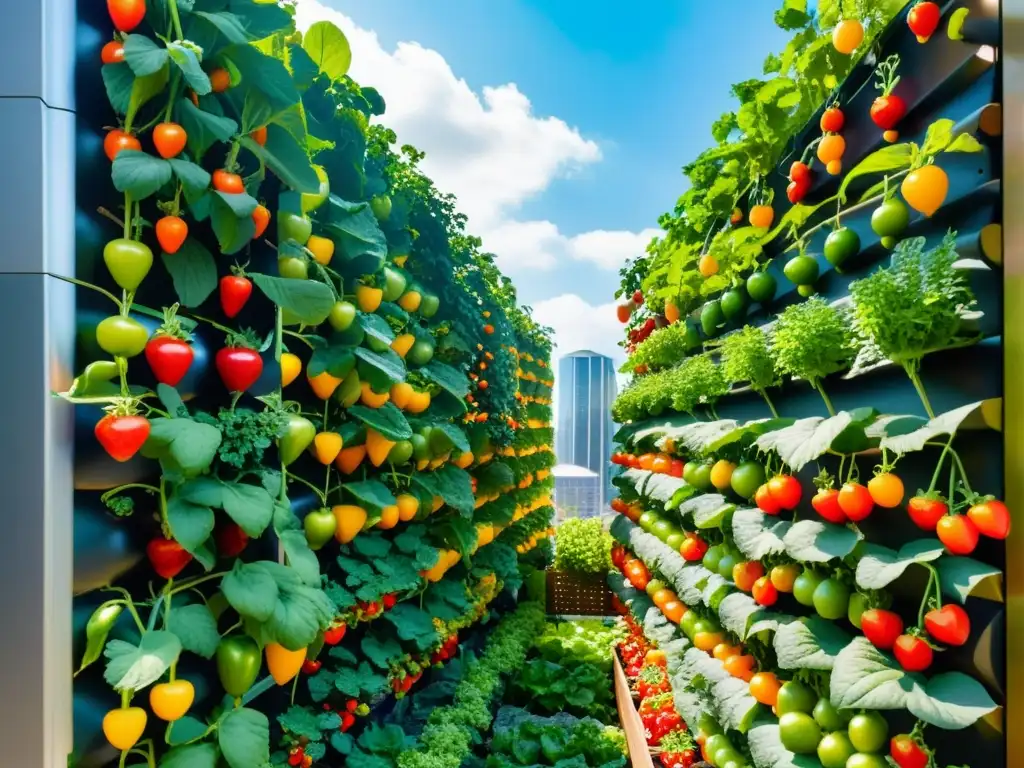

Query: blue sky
[298,0,790,361]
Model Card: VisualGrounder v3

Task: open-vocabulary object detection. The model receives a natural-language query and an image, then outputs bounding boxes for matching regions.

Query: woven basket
[545,569,614,616]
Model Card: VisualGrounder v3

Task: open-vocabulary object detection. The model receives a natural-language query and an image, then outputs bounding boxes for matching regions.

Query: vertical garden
[71,1,559,766]
[608,1,1005,768]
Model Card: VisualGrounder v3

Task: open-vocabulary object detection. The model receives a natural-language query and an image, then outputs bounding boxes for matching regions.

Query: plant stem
[102,483,160,501]
[283,329,315,349]
[241,675,277,706]
[812,380,836,417]
[168,0,185,40]
[918,566,936,629]
[167,571,228,596]
[286,470,327,504]
[758,389,780,418]
[903,361,936,419]
[104,586,146,634]
[97,206,126,229]
[123,193,132,239]
[53,274,122,309]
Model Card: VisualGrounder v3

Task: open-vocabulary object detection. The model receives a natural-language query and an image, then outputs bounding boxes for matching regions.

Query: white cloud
[532,293,624,364]
[293,0,655,276]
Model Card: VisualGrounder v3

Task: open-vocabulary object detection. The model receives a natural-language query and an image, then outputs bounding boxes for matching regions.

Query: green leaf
[112,149,173,200]
[277,706,323,741]
[716,592,764,639]
[753,413,856,472]
[167,42,212,95]
[331,732,355,755]
[303,20,352,80]
[358,313,395,345]
[102,63,134,114]
[191,11,250,44]
[262,579,335,651]
[945,133,985,153]
[937,556,1003,604]
[421,360,470,401]
[169,604,221,659]
[218,707,270,768]
[129,65,171,123]
[308,342,355,379]
[168,158,212,203]
[361,633,403,668]
[123,34,169,76]
[221,43,301,130]
[436,515,478,557]
[773,616,851,671]
[829,637,910,710]
[324,198,388,275]
[166,716,213,747]
[876,402,983,456]
[383,603,437,646]
[354,347,407,385]
[77,601,125,673]
[854,539,945,590]
[783,519,862,563]
[347,402,413,441]
[240,124,320,193]
[433,423,470,454]
[160,743,219,768]
[176,97,238,160]
[210,193,256,254]
[161,237,218,307]
[352,534,392,559]
[143,417,223,475]
[252,273,335,325]
[166,497,216,553]
[417,465,474,516]
[730,508,791,560]
[837,143,915,202]
[220,481,275,536]
[343,480,397,511]
[104,630,182,692]
[280,530,323,587]
[221,561,280,622]
[908,671,999,729]
[920,118,956,156]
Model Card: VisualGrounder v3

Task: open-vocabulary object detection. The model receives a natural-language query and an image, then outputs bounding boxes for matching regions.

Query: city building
[552,464,602,522]
[554,350,618,509]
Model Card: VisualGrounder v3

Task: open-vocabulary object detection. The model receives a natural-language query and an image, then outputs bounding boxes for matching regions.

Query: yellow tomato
[280,352,302,387]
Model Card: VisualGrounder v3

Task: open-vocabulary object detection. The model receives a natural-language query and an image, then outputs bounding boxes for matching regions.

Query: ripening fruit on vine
[890,734,929,768]
[210,67,231,92]
[967,498,1011,539]
[730,207,743,224]
[820,105,845,133]
[212,169,245,194]
[698,253,719,277]
[101,41,125,64]
[153,122,187,159]
[104,129,141,161]
[149,680,195,722]
[924,604,971,646]
[936,513,979,554]
[817,133,846,165]
[103,707,148,751]
[749,204,775,229]
[832,18,864,54]
[251,126,268,146]
[252,204,271,239]
[871,55,906,138]
[901,164,949,217]
[108,0,147,33]
[868,471,904,508]
[838,481,874,521]
[908,1,942,43]
[893,634,933,672]
[826,159,842,175]
[156,215,188,254]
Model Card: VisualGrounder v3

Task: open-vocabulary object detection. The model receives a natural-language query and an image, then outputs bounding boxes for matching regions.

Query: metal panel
[0,273,76,766]
[0,0,77,110]
[1002,0,1024,758]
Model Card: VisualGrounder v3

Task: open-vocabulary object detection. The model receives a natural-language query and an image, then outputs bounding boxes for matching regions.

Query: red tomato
[890,734,929,768]
[212,169,245,194]
[108,0,147,32]
[924,604,970,646]
[811,488,846,523]
[340,712,356,732]
[733,561,765,592]
[323,624,347,645]
[301,659,322,675]
[382,593,397,609]
[860,609,903,650]
[820,106,845,133]
[966,499,1011,539]
[755,484,782,515]
[870,95,907,130]
[789,161,811,183]
[787,177,811,204]
[633,290,644,305]
[101,41,125,64]
[936,514,979,555]
[907,1,941,43]
[220,275,253,318]
[104,129,141,161]
[146,537,193,579]
[216,346,264,392]
[893,634,933,672]
[838,482,874,521]
[752,576,778,607]
[214,522,249,558]
[95,413,150,462]
[145,336,194,386]
[768,474,802,510]
[680,533,708,562]
[669,459,685,478]
[906,495,947,530]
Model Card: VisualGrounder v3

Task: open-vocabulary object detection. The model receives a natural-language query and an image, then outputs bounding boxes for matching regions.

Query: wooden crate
[545,570,613,616]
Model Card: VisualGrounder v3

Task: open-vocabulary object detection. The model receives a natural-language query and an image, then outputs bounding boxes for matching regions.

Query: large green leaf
[210,192,256,254]
[218,707,270,768]
[175,97,238,160]
[323,198,387,275]
[166,496,216,553]
[353,347,406,385]
[161,237,218,307]
[112,150,173,200]
[220,43,301,131]
[160,743,219,768]
[168,604,221,659]
[103,630,182,691]
[347,403,412,441]
[102,63,135,114]
[421,360,469,401]
[143,416,223,475]
[773,616,851,671]
[168,158,212,203]
[783,519,862,562]
[837,143,915,202]
[167,42,211,95]
[123,34,168,76]
[343,480,397,511]
[240,123,320,193]
[303,20,352,80]
[854,539,945,590]
[221,561,280,622]
[252,273,335,325]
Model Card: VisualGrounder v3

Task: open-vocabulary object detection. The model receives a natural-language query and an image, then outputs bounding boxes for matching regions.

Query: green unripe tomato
[96,315,149,358]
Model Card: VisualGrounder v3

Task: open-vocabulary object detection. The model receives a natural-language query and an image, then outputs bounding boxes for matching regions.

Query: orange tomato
[210,68,231,92]
[699,254,719,277]
[901,164,949,217]
[749,672,781,706]
[826,159,843,175]
[694,631,724,652]
[662,600,686,624]
[732,561,765,592]
[665,301,681,324]
[868,472,905,508]
[712,643,741,661]
[749,205,775,229]
[832,18,864,54]
[645,649,668,666]
[638,453,657,471]
[651,455,672,474]
[212,169,244,194]
[155,215,188,254]
[817,133,846,164]
[723,653,757,681]
[652,589,675,608]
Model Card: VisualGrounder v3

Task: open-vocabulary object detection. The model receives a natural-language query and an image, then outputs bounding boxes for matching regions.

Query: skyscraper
[554,350,618,508]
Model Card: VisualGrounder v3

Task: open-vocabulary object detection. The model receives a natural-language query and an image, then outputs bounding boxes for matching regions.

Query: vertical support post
[1004,0,1024,758]
[0,1,77,766]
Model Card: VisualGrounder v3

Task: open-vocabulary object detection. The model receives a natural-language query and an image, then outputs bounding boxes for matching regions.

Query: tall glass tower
[554,350,618,509]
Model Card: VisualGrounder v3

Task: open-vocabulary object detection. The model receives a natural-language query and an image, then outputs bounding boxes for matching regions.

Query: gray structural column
[0,1,77,765]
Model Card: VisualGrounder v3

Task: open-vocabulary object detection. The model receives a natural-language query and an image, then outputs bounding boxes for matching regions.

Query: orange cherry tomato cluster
[816,102,847,176]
